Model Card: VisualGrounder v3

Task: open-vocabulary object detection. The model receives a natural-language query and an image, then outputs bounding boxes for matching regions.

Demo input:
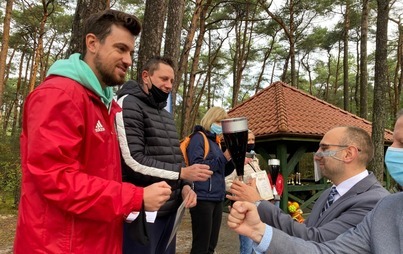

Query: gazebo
[228,81,393,212]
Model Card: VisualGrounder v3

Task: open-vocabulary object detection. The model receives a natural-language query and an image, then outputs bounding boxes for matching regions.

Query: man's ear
[344,146,358,163]
[141,70,150,85]
[86,33,98,54]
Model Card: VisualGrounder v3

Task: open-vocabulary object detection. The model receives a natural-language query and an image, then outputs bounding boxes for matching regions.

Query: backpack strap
[197,131,210,159]
[215,135,222,150]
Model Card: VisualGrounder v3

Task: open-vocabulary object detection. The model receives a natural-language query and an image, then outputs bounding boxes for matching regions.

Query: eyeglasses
[319,144,362,152]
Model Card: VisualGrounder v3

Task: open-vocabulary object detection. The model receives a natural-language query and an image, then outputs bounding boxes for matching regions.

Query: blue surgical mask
[210,123,222,135]
[385,147,403,186]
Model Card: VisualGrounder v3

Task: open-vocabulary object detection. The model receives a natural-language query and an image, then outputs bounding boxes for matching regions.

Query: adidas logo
[95,120,105,132]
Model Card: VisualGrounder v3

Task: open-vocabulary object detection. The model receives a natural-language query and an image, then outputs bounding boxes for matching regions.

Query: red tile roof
[228,81,393,142]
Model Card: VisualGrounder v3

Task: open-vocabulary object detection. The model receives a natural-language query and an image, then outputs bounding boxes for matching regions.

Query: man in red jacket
[14,9,171,254]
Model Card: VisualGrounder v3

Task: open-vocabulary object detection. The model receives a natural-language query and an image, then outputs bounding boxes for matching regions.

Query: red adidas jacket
[14,76,143,253]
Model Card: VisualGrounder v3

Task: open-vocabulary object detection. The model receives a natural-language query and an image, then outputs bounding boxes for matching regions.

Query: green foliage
[0,73,20,193]
[0,194,18,214]
[298,27,329,53]
[0,134,21,207]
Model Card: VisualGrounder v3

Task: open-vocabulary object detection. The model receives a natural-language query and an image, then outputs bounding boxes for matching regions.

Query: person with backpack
[186,106,235,254]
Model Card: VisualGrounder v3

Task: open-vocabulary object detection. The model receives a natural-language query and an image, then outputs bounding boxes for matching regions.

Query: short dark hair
[341,126,374,165]
[82,9,141,56]
[141,56,176,75]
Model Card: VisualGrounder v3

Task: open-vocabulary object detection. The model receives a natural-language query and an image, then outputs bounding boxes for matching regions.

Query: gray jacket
[267,192,403,253]
[258,172,389,242]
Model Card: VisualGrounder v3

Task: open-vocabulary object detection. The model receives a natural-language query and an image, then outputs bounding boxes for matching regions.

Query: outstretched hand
[143,181,171,211]
[226,178,261,202]
[227,201,266,243]
[180,164,212,182]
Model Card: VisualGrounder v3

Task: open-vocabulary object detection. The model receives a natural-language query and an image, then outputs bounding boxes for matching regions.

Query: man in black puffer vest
[116,56,213,254]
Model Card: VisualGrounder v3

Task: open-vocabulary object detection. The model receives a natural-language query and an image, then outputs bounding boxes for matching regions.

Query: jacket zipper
[158,108,177,162]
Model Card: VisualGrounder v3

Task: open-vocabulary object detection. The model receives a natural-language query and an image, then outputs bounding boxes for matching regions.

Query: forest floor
[0,210,239,254]
[0,214,16,254]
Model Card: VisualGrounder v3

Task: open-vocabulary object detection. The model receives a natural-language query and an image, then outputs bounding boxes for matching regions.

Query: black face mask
[149,84,169,103]
[247,144,255,153]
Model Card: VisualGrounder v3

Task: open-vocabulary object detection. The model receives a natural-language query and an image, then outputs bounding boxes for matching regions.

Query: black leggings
[190,200,223,254]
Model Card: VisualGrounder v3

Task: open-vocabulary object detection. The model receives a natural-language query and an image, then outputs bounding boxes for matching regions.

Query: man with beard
[14,10,172,254]
[115,56,212,254]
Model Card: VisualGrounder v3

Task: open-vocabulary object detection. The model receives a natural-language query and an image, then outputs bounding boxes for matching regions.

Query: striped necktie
[320,186,338,217]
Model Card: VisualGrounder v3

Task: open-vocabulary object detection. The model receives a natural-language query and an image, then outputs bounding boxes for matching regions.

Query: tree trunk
[334,42,341,100]
[390,19,402,117]
[28,1,54,93]
[371,0,390,182]
[207,30,228,108]
[3,48,15,97]
[177,0,203,137]
[182,0,211,136]
[256,48,272,94]
[164,0,185,115]
[232,1,255,107]
[41,33,57,83]
[343,0,350,111]
[325,50,332,100]
[11,50,26,138]
[0,0,14,130]
[66,0,109,56]
[354,37,360,116]
[22,51,32,99]
[288,0,296,87]
[207,31,212,108]
[359,0,369,119]
[137,0,168,80]
[301,53,313,94]
[2,49,15,131]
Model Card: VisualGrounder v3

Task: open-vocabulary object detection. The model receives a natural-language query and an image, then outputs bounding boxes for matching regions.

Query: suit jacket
[267,192,403,254]
[257,172,389,242]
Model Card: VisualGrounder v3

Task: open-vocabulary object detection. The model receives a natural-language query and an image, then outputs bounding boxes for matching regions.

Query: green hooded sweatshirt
[47,53,113,107]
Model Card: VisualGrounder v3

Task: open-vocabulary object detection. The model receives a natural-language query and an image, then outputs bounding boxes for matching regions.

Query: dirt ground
[0,214,16,254]
[0,211,239,254]
[176,210,239,254]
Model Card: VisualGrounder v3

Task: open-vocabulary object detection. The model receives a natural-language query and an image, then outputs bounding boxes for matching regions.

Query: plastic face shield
[314,150,339,158]
[313,157,322,181]
[313,148,346,181]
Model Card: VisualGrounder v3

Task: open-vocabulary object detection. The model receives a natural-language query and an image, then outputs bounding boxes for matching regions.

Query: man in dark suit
[227,126,389,242]
[227,115,403,254]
